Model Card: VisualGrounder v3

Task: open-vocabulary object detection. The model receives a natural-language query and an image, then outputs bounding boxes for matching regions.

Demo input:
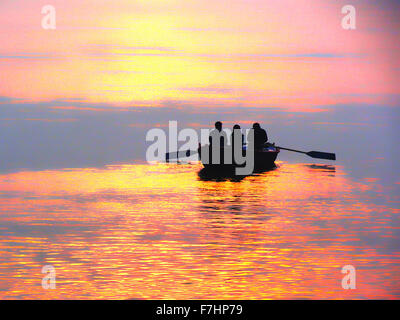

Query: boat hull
[200,146,279,174]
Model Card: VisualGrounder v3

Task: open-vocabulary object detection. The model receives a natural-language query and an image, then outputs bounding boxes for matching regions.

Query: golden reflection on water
[0,162,399,299]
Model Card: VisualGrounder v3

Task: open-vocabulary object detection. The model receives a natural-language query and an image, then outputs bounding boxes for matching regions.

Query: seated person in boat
[252,123,268,149]
[231,124,245,147]
[231,124,245,165]
[209,121,227,164]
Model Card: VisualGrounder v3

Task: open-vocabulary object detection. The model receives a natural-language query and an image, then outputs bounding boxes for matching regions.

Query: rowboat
[165,141,335,175]
[199,144,280,174]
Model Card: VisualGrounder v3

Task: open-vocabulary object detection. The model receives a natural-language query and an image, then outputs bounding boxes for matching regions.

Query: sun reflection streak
[0,162,399,299]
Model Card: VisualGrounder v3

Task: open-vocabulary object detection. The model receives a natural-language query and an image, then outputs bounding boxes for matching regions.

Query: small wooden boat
[165,141,335,175]
[199,144,280,174]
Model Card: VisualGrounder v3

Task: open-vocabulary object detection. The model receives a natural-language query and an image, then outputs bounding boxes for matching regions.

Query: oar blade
[306,151,336,161]
[165,150,198,162]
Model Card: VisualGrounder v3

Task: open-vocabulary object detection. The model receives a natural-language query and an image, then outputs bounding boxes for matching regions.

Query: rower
[252,123,268,150]
[209,121,227,164]
[231,124,245,147]
[231,124,245,165]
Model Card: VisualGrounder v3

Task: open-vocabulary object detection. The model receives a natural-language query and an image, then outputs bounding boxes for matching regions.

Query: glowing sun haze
[0,0,399,110]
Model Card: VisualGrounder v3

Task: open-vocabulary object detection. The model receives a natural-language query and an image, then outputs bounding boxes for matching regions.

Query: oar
[276,146,336,161]
[165,149,198,162]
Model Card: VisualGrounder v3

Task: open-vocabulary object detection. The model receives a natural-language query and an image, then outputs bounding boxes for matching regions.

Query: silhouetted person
[209,121,227,164]
[231,124,244,148]
[209,121,224,143]
[252,123,268,149]
[231,124,244,165]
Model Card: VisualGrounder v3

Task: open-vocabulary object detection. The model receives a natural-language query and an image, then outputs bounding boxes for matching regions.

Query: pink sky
[0,0,399,110]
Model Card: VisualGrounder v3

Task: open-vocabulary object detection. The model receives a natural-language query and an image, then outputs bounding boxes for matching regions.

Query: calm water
[0,161,399,299]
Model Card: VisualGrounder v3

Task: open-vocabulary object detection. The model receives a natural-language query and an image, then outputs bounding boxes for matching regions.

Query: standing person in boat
[252,122,268,150]
[209,121,227,164]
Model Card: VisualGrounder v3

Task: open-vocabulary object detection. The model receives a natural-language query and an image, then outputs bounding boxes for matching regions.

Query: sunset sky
[0,0,399,109]
[1,2,400,300]
[0,0,399,173]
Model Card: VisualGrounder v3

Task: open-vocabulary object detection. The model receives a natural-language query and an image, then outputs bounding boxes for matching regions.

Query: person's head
[215,121,222,131]
[252,123,260,129]
[233,124,241,130]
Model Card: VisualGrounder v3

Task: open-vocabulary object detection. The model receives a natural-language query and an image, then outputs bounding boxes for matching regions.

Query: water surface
[0,161,399,299]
